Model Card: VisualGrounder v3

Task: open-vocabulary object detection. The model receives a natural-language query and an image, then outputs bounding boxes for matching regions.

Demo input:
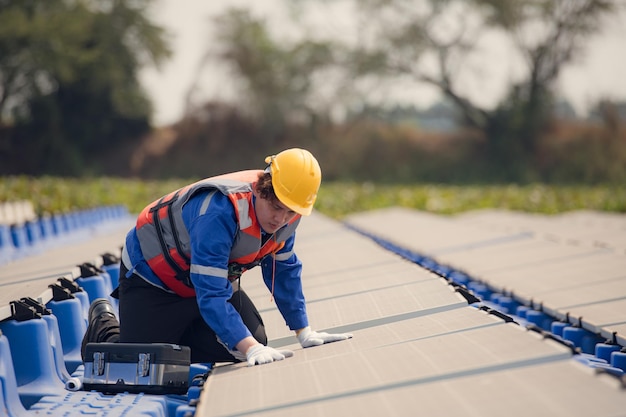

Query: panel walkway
[345,207,626,346]
[1,205,625,416]
[195,210,626,417]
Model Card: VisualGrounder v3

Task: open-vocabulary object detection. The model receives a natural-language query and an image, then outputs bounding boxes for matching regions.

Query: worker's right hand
[246,344,293,366]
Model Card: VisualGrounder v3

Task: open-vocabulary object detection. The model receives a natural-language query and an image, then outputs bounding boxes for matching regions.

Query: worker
[82,148,352,366]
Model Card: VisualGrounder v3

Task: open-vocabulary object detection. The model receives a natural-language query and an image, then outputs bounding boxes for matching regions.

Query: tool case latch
[138,353,151,377]
[93,352,105,375]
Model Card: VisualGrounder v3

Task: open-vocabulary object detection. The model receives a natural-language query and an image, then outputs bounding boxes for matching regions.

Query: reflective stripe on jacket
[134,170,301,297]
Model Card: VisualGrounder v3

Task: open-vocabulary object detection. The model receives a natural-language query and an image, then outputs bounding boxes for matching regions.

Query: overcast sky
[139,0,626,126]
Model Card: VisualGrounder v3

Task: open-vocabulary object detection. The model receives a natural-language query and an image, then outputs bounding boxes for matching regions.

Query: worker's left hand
[297,326,353,348]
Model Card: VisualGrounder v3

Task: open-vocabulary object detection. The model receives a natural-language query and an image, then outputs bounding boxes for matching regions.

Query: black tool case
[83,342,191,394]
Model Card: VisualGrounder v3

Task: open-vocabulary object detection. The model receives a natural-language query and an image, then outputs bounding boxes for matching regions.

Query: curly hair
[254,172,279,204]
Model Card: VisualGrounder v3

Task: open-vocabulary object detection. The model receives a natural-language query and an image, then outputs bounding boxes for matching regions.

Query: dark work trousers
[84,263,268,364]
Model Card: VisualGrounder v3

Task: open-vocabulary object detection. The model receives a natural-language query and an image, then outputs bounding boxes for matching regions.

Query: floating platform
[1,204,625,416]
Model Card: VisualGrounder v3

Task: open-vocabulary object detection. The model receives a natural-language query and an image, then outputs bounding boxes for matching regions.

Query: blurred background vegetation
[1,176,624,219]
[0,0,625,215]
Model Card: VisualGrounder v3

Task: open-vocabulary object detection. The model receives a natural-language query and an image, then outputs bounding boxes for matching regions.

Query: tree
[320,0,618,180]
[189,8,335,144]
[0,0,171,175]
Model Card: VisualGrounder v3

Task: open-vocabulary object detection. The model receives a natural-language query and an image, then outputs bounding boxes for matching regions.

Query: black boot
[81,298,120,362]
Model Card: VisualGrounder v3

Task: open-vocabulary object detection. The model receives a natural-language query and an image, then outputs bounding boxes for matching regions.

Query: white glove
[297,326,353,348]
[246,344,294,366]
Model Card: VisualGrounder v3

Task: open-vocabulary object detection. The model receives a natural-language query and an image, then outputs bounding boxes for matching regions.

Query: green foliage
[329,0,619,173]
[0,0,171,176]
[317,182,626,218]
[0,176,188,215]
[536,121,626,184]
[129,100,626,185]
[209,7,335,134]
[1,176,623,219]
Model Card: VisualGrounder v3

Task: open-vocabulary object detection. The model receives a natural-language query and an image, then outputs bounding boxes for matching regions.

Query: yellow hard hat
[264,148,321,216]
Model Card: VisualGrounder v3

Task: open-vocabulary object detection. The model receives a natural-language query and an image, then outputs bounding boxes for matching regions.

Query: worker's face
[253,190,297,233]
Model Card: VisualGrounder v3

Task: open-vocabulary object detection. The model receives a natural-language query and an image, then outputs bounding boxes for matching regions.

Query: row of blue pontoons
[0,204,208,417]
